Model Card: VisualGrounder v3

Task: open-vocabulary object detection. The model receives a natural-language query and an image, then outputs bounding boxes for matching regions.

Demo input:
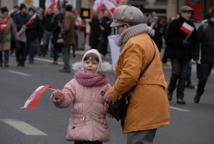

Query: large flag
[18,0,39,7]
[22,85,52,109]
[180,22,194,34]
[45,0,58,11]
[184,0,203,22]
[103,0,116,15]
[93,0,123,14]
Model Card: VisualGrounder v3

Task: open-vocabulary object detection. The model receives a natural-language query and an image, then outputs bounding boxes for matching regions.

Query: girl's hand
[51,90,64,104]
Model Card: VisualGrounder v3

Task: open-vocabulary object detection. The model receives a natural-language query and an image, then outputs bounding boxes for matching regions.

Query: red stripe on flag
[23,85,52,109]
[180,26,191,34]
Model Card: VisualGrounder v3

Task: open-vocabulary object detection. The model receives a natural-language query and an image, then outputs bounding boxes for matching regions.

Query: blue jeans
[196,63,213,97]
[168,58,189,99]
[41,31,52,56]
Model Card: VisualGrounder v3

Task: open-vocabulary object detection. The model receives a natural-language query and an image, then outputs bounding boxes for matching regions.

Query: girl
[51,49,111,144]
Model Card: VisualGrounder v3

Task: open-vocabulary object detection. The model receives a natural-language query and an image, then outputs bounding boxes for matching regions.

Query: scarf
[74,70,108,87]
[117,23,151,47]
[0,16,9,33]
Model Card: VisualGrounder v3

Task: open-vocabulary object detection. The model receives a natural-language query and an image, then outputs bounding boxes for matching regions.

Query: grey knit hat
[111,5,145,27]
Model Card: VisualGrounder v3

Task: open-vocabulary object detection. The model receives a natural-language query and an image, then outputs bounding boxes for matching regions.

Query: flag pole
[185,31,193,41]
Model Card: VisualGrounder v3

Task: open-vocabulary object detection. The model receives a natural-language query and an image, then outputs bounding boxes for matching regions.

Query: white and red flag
[180,22,194,34]
[22,85,52,109]
[26,14,37,28]
[45,0,58,11]
[103,0,116,15]
[0,16,9,33]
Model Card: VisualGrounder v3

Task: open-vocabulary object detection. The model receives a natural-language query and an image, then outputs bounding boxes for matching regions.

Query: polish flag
[103,0,116,15]
[26,14,37,28]
[45,0,58,11]
[93,0,106,12]
[180,22,194,34]
[22,85,52,109]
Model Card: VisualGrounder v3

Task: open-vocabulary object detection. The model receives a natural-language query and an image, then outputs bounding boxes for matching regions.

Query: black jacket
[165,17,197,60]
[196,21,214,64]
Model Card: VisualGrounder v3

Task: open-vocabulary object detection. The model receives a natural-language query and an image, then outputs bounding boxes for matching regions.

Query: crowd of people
[1,2,214,144]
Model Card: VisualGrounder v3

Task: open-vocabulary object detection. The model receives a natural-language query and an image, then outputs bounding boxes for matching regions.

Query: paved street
[0,51,214,144]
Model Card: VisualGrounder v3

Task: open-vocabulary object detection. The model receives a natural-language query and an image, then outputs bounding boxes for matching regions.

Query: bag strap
[138,40,156,80]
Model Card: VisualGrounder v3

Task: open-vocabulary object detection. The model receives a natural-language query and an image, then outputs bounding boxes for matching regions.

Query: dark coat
[89,18,101,49]
[13,12,30,31]
[196,21,214,64]
[26,15,42,41]
[165,17,197,60]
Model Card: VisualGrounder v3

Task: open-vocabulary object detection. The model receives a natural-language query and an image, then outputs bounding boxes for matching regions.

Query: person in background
[0,7,17,67]
[50,8,64,64]
[10,5,19,55]
[89,13,101,50]
[51,49,111,144]
[165,6,197,104]
[149,15,165,52]
[25,7,41,64]
[106,5,170,144]
[194,10,214,103]
[40,7,54,57]
[98,10,111,56]
[59,4,76,73]
[13,3,30,67]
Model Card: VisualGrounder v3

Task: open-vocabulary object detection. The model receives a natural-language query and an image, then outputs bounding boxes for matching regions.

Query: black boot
[194,95,201,104]
[167,91,173,101]
[177,98,186,104]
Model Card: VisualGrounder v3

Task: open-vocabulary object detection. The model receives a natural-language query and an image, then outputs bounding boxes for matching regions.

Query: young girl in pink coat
[51,49,111,144]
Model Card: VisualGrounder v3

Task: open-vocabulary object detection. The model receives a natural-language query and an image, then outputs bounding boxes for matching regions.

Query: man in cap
[106,5,170,144]
[194,10,214,103]
[165,5,197,104]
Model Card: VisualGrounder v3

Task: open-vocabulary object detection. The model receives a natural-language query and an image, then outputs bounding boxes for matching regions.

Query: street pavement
[0,51,214,144]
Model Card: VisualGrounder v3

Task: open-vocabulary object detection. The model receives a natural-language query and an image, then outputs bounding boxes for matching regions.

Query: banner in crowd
[184,0,203,22]
[45,0,58,10]
[93,0,123,14]
[18,0,39,7]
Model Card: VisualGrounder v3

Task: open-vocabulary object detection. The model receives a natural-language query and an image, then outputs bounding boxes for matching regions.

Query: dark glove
[182,40,190,47]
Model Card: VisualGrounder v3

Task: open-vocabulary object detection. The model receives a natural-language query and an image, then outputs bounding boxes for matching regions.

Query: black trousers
[74,140,102,144]
[196,63,213,97]
[0,50,9,66]
[168,58,189,99]
[15,41,27,65]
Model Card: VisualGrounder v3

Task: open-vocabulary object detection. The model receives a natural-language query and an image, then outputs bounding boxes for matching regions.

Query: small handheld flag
[21,85,53,109]
[180,22,194,34]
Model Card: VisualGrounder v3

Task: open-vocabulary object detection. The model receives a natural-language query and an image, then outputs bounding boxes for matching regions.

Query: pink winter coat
[55,79,111,142]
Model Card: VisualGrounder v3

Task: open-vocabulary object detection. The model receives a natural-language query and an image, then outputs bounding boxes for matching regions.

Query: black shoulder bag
[107,41,156,127]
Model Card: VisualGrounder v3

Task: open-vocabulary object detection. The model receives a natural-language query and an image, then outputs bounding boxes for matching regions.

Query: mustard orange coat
[107,33,170,133]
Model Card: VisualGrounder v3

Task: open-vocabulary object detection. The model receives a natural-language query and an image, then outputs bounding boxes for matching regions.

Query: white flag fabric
[180,22,194,34]
[108,35,120,70]
[103,0,116,15]
[22,85,52,109]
